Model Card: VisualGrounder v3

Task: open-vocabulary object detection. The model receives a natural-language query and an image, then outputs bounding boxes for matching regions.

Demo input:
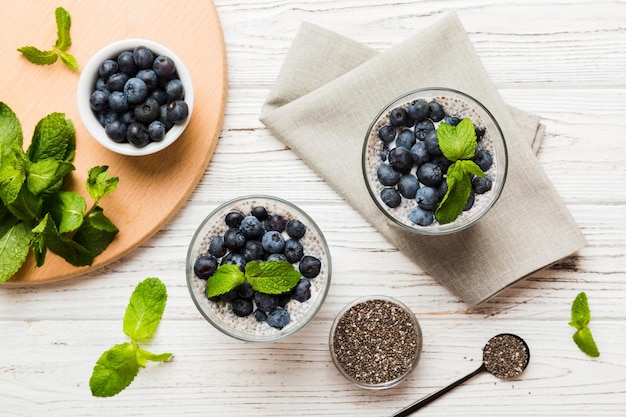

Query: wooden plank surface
[0,1,625,416]
[1,0,227,283]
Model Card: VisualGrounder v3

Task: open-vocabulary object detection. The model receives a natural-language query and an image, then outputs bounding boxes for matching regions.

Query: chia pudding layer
[187,196,331,342]
[363,88,507,234]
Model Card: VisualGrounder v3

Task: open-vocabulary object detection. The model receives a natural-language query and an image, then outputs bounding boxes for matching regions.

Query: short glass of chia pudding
[362,88,508,235]
[186,195,332,343]
[330,296,423,389]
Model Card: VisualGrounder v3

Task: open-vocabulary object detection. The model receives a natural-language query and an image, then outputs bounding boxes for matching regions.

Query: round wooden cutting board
[1,0,227,284]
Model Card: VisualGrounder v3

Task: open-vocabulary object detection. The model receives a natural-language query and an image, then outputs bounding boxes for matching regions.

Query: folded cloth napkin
[260,12,586,307]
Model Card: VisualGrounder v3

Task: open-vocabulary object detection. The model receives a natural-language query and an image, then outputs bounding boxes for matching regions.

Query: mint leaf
[435,162,472,225]
[17,7,78,72]
[0,102,23,148]
[86,166,119,204]
[0,221,32,284]
[73,207,118,257]
[32,213,94,267]
[26,159,74,195]
[246,260,301,294]
[54,7,72,51]
[568,292,600,357]
[206,264,245,298]
[123,278,168,342]
[28,112,76,163]
[91,278,172,397]
[7,184,42,221]
[437,118,477,162]
[89,342,140,398]
[0,145,28,206]
[47,191,86,233]
[16,46,58,66]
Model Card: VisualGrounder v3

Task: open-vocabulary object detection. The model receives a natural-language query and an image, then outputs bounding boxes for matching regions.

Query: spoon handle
[391,365,486,417]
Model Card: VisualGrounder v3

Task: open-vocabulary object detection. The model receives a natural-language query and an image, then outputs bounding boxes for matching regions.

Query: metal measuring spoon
[392,333,530,417]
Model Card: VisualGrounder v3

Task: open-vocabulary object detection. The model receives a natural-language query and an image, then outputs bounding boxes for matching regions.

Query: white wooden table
[1,1,625,416]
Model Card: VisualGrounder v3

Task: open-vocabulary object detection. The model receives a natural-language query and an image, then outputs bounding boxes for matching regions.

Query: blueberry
[153,55,177,78]
[166,100,189,123]
[194,253,218,279]
[380,187,401,208]
[133,46,155,69]
[89,89,109,112]
[291,278,311,302]
[388,146,414,174]
[396,129,416,150]
[107,72,129,92]
[96,109,118,127]
[437,179,449,199]
[244,240,266,261]
[254,292,278,313]
[149,89,168,105]
[377,124,396,144]
[159,104,174,130]
[424,130,442,156]
[232,298,253,317]
[208,236,227,258]
[240,216,264,239]
[99,59,119,79]
[409,206,434,226]
[472,175,493,194]
[277,292,291,307]
[299,255,321,279]
[224,227,246,251]
[126,122,150,147]
[410,141,430,166]
[124,78,148,104]
[428,100,445,122]
[475,126,486,141]
[417,162,443,187]
[120,110,136,125]
[136,69,159,90]
[117,50,138,75]
[473,149,493,171]
[464,190,475,211]
[432,155,453,172]
[416,186,439,211]
[135,97,160,124]
[147,120,166,142]
[251,206,268,221]
[253,309,267,322]
[389,107,413,127]
[237,281,255,299]
[225,211,245,228]
[95,77,107,91]
[443,115,462,126]
[283,239,304,263]
[267,253,288,262]
[108,91,129,112]
[221,252,246,272]
[398,174,420,199]
[220,288,238,302]
[415,119,435,141]
[376,163,400,186]
[379,148,389,162]
[286,219,306,240]
[261,230,286,254]
[406,99,430,122]
[165,78,185,102]
[104,119,128,143]
[265,214,287,232]
[267,307,290,330]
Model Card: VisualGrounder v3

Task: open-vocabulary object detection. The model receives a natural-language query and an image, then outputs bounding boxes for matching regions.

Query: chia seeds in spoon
[482,334,530,379]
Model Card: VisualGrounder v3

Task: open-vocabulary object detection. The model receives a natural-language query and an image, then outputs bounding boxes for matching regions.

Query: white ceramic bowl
[362,88,508,235]
[77,38,194,156]
[186,195,332,343]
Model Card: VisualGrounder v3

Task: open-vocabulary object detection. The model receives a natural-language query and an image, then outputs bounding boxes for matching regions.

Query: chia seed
[331,298,422,387]
[482,334,530,379]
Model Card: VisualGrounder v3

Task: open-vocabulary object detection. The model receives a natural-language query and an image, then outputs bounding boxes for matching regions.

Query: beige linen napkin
[260,13,586,307]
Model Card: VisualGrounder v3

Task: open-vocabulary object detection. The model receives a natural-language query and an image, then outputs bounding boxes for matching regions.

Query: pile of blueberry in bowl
[362,88,508,235]
[186,195,332,343]
[77,39,194,156]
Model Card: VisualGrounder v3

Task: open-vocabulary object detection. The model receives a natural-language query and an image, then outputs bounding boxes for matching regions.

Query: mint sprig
[17,7,78,71]
[568,291,600,357]
[0,102,119,283]
[435,118,485,224]
[90,278,172,397]
[206,260,301,298]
